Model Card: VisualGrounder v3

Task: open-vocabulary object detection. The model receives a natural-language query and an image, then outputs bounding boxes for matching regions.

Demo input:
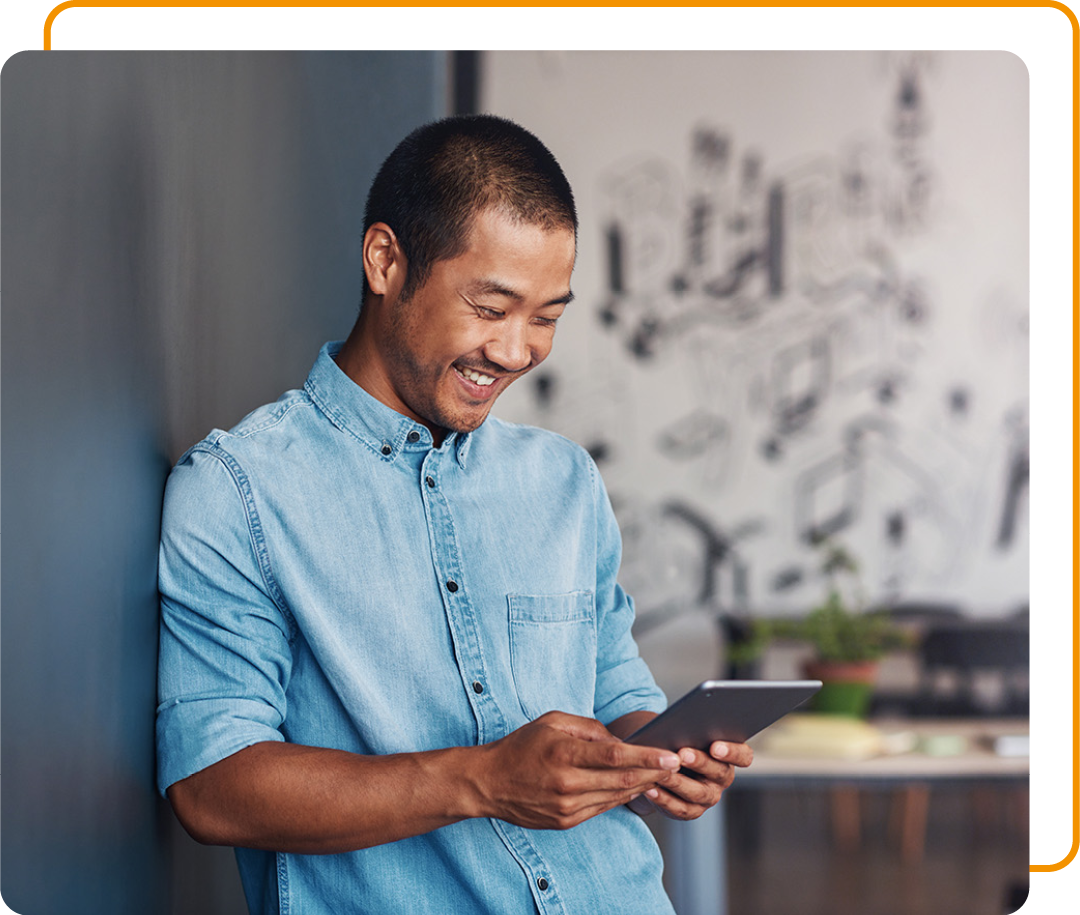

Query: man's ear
[362,222,406,297]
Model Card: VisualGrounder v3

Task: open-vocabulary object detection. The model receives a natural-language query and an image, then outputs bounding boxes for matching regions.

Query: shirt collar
[304,341,472,469]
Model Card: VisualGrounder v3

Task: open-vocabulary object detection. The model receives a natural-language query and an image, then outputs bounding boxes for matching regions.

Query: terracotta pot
[804,659,880,717]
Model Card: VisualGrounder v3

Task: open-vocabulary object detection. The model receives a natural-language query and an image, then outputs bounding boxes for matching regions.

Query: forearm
[168,712,684,853]
[167,740,486,854]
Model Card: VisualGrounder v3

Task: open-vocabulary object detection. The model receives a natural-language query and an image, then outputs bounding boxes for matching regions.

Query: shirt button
[446,580,459,593]
[537,877,549,891]
[472,680,484,694]
[407,430,420,443]
[381,444,392,456]
[425,476,435,488]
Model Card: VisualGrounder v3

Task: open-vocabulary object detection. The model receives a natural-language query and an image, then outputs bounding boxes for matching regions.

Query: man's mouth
[454,365,497,387]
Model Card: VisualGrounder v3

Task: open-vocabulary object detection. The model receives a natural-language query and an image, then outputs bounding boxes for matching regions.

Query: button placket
[490,820,568,915]
[419,451,505,743]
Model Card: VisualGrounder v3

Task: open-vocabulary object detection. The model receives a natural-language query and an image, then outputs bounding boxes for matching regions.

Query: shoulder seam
[186,443,299,641]
[217,397,315,442]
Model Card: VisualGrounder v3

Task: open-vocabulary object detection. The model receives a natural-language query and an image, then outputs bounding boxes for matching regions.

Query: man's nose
[484,321,534,373]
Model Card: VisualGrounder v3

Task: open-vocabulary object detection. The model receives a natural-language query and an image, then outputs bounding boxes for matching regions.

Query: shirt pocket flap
[508,590,595,624]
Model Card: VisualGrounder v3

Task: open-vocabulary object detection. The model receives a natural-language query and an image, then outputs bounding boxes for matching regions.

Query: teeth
[460,368,496,386]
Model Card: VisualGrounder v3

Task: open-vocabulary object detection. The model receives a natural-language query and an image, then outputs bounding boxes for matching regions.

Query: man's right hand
[166,712,680,855]
[472,711,682,830]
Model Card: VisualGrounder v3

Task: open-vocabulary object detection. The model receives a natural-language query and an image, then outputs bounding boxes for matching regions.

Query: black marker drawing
[509,52,1027,623]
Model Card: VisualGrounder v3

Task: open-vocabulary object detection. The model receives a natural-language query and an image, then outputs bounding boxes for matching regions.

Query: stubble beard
[383,301,494,436]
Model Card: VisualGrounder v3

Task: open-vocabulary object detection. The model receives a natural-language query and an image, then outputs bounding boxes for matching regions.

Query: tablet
[624,680,822,751]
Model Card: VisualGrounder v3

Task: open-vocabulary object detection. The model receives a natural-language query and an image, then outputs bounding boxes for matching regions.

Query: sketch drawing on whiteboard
[559,52,1030,626]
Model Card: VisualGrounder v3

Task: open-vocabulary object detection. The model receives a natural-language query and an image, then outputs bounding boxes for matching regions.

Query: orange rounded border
[38,0,1075,872]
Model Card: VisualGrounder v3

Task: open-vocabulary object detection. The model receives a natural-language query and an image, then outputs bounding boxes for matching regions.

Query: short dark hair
[362,114,577,302]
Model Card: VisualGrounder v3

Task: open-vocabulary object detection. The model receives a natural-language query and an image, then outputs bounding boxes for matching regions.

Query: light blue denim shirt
[157,341,672,915]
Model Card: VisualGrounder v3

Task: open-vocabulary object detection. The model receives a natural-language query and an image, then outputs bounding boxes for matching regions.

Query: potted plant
[728,540,908,717]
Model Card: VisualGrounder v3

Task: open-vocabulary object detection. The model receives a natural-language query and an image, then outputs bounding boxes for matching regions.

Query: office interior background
[2,51,1029,914]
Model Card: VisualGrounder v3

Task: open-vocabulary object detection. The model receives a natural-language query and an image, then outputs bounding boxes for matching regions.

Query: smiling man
[337,205,575,442]
[156,115,751,915]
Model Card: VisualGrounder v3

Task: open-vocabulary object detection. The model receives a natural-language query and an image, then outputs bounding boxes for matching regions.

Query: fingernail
[646,788,659,799]
[679,748,695,764]
[712,742,729,759]
[661,754,681,769]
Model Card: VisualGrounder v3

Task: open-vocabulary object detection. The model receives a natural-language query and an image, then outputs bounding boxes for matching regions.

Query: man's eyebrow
[465,280,574,307]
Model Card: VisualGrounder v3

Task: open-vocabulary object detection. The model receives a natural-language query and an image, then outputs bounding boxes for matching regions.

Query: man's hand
[474,711,683,830]
[165,711,735,855]
[627,740,754,820]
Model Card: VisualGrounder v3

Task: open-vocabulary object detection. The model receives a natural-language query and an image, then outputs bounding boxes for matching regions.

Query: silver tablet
[624,679,822,751]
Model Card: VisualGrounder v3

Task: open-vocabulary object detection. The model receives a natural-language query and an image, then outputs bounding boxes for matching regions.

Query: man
[157,114,752,915]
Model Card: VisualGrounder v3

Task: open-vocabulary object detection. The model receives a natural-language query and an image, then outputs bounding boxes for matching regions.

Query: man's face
[372,208,576,440]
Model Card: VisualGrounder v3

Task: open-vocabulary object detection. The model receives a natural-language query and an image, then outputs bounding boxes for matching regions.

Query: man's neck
[334,315,449,447]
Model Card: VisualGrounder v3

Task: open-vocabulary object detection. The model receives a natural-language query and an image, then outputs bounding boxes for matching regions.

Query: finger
[554,758,682,800]
[656,766,725,808]
[709,740,754,768]
[555,783,667,826]
[571,737,681,774]
[672,748,737,790]
[536,736,682,798]
[646,785,711,822]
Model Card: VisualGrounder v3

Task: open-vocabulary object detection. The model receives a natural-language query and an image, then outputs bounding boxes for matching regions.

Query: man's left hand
[627,740,753,820]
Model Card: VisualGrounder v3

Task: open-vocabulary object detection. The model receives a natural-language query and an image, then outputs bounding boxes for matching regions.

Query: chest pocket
[508,591,597,721]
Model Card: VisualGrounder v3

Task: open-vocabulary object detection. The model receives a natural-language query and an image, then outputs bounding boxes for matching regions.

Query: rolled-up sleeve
[589,462,667,725]
[156,447,293,796]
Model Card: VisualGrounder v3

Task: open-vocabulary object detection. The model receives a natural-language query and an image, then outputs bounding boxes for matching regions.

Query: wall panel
[2,51,446,915]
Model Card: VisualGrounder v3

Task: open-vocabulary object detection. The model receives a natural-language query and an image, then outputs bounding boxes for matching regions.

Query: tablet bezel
[623,679,822,751]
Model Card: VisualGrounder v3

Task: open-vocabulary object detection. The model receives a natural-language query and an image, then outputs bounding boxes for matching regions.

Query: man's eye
[535,316,559,327]
[478,306,503,319]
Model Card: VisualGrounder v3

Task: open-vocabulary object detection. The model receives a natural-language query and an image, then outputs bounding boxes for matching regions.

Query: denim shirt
[156,342,672,915]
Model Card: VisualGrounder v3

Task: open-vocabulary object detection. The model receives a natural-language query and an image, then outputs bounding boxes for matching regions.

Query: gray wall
[2,51,446,915]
